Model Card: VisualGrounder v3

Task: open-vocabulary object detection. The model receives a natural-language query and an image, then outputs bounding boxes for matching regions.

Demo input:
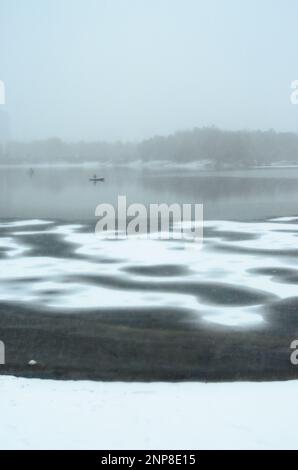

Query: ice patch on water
[0,237,29,257]
[203,306,264,327]
[0,219,54,228]
[1,216,298,328]
[44,283,198,311]
[268,216,298,222]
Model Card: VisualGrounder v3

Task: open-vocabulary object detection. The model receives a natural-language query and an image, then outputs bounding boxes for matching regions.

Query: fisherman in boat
[90,174,104,182]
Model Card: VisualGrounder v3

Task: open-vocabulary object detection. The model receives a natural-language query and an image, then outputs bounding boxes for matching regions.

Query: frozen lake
[1,166,298,381]
[0,215,298,328]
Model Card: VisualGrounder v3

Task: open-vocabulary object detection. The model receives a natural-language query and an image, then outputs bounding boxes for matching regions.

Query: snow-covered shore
[0,376,297,450]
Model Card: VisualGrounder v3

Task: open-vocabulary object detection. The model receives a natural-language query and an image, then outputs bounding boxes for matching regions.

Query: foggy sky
[1,0,298,142]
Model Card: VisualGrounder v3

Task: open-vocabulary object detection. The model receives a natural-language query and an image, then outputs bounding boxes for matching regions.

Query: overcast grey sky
[1,0,298,141]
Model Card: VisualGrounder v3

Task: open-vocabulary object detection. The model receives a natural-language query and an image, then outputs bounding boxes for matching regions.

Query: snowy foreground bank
[0,376,297,450]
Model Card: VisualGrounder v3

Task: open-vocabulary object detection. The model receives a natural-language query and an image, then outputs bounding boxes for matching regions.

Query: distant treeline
[1,127,298,167]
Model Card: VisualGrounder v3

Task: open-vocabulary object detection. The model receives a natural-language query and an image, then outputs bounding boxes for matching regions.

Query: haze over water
[1,166,298,221]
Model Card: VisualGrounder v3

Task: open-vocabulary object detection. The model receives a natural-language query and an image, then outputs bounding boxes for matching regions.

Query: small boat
[89,174,105,182]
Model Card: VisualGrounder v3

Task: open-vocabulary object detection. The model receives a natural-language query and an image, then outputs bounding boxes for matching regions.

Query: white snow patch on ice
[202,305,264,327]
[0,237,30,257]
[0,219,54,228]
[268,216,298,222]
[1,217,298,326]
